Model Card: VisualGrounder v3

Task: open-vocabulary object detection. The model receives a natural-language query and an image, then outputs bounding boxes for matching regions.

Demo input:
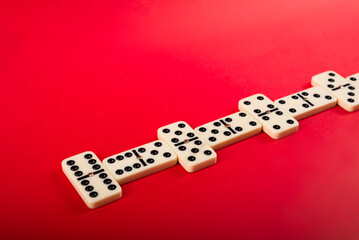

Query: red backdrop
[1,0,359,239]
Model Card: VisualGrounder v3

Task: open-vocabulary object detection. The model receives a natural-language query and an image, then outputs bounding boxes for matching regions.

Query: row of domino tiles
[62,71,359,209]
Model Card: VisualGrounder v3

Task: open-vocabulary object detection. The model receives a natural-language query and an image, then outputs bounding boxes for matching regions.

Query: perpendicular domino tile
[194,111,262,151]
[312,71,359,112]
[274,86,338,120]
[158,121,217,173]
[238,94,299,139]
[62,151,122,209]
[102,140,178,185]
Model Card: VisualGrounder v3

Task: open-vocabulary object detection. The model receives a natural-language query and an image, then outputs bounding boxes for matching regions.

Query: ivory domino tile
[238,94,299,139]
[275,86,337,120]
[158,121,217,172]
[103,140,177,185]
[62,151,122,209]
[194,111,262,150]
[312,71,359,112]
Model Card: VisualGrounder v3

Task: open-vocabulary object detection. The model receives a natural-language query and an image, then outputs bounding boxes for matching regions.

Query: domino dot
[348,92,355,96]
[314,94,320,98]
[81,180,89,186]
[88,159,96,164]
[257,96,264,100]
[133,163,141,169]
[163,152,172,158]
[175,131,182,135]
[211,129,219,134]
[187,132,195,137]
[209,137,216,142]
[225,118,232,122]
[276,111,283,115]
[154,142,162,147]
[267,104,274,109]
[235,127,243,131]
[115,169,124,175]
[103,179,112,184]
[108,185,117,190]
[178,123,186,128]
[188,156,196,161]
[194,140,202,145]
[191,148,199,153]
[350,77,357,81]
[325,95,332,100]
[348,98,355,103]
[107,158,115,164]
[214,122,221,127]
[163,128,170,133]
[328,78,335,82]
[70,165,79,171]
[289,108,296,113]
[329,72,335,76]
[171,138,179,143]
[147,158,155,164]
[287,120,295,124]
[349,86,355,90]
[125,152,133,158]
[254,109,261,113]
[89,192,98,198]
[224,131,231,136]
[75,171,83,177]
[278,100,286,104]
[249,121,257,126]
[328,84,334,88]
[99,173,107,179]
[66,160,75,166]
[291,95,299,99]
[179,146,186,151]
[151,150,159,155]
[92,164,101,170]
[138,148,146,153]
[199,127,207,132]
[273,125,281,130]
[302,92,308,96]
[84,154,93,159]
[124,166,132,172]
[244,101,251,105]
[239,112,247,117]
[85,186,94,192]
[204,150,212,155]
[116,155,124,160]
[262,116,269,121]
[303,104,310,108]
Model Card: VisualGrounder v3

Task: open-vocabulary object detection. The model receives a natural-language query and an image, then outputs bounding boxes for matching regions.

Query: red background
[1,0,359,239]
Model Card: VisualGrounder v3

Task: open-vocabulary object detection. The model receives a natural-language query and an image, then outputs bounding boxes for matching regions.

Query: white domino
[158,121,217,172]
[238,94,299,139]
[312,71,359,112]
[102,140,178,185]
[274,86,337,120]
[62,151,122,209]
[194,111,262,150]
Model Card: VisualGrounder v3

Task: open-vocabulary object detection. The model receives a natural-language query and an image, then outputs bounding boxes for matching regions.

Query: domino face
[312,71,359,112]
[346,73,359,87]
[102,140,178,185]
[274,86,338,120]
[62,151,122,209]
[158,121,217,172]
[194,111,262,150]
[238,94,299,139]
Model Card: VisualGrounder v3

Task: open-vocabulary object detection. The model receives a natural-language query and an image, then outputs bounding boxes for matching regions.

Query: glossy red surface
[1,0,359,239]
